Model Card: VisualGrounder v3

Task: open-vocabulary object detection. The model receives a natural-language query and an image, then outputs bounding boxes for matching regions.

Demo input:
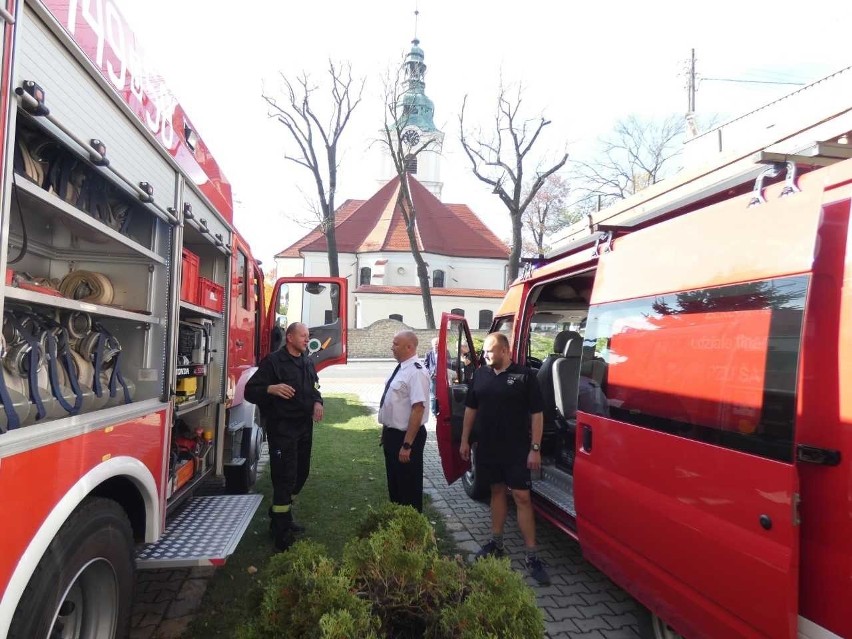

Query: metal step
[532,463,576,518]
[136,494,262,569]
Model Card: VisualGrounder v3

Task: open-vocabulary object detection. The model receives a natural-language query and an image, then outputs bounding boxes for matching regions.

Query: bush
[439,557,544,638]
[244,505,544,639]
[239,540,377,639]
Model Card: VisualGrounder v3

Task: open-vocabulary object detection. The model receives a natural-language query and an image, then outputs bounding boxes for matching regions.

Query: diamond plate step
[532,463,576,518]
[136,494,262,569]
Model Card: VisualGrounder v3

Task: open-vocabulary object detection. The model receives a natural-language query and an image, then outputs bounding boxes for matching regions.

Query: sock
[525,546,538,560]
[491,533,504,549]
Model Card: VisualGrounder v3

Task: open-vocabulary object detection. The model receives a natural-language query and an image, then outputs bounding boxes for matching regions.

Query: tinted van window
[584,275,808,462]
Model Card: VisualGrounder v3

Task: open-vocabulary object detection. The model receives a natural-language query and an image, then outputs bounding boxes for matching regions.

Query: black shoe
[274,529,296,552]
[474,539,505,560]
[525,555,551,585]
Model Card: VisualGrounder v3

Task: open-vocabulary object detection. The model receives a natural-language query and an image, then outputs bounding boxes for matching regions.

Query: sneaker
[525,555,551,585]
[474,539,505,560]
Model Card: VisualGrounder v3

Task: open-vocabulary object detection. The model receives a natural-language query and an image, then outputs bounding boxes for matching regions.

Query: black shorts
[477,457,531,490]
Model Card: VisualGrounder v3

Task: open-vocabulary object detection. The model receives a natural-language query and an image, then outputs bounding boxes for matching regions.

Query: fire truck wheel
[462,446,489,501]
[637,605,684,639]
[9,497,134,639]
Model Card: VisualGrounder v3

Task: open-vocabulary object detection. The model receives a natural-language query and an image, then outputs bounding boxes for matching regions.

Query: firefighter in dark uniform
[245,322,323,551]
[378,330,430,512]
[460,331,551,585]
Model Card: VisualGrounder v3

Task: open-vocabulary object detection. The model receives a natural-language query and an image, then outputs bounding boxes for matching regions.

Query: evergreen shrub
[241,504,544,639]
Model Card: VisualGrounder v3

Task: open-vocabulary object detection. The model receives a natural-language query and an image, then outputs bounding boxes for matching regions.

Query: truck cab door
[435,312,478,484]
[263,277,347,371]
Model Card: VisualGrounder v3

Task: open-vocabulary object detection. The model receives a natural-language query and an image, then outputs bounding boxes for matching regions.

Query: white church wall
[357,293,503,329]
[355,252,506,289]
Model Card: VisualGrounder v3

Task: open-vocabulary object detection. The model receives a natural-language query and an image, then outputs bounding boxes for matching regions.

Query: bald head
[285,322,310,356]
[392,330,418,363]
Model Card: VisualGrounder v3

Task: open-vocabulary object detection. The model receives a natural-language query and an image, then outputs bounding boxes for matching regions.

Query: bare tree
[459,82,568,282]
[521,174,580,257]
[263,61,364,277]
[573,115,684,209]
[378,61,441,329]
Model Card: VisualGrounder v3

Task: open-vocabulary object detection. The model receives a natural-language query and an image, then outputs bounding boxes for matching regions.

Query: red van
[436,145,852,638]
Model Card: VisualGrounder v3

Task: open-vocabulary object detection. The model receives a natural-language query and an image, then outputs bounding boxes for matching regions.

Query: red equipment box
[181,248,200,304]
[199,277,224,312]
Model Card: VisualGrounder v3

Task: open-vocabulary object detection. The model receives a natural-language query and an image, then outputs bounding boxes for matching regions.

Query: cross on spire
[413,1,419,41]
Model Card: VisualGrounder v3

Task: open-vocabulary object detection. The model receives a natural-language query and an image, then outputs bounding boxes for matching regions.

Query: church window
[359,267,372,285]
[479,310,493,329]
[432,269,445,287]
[451,308,465,317]
[404,154,418,174]
[389,313,403,322]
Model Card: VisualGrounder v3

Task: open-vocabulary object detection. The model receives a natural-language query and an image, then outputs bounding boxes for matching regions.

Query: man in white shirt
[377,330,431,512]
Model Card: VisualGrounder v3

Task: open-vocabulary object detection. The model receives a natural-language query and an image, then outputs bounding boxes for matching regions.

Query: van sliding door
[574,183,825,639]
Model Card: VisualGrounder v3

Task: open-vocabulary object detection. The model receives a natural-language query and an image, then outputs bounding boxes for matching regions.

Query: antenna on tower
[413,1,420,41]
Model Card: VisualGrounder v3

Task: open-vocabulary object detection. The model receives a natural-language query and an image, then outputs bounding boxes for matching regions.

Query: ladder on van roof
[548,107,852,261]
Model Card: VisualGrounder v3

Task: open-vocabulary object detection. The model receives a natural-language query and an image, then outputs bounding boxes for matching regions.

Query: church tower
[378,34,445,199]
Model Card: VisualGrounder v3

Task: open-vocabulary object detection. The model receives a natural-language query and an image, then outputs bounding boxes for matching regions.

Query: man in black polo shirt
[459,332,550,585]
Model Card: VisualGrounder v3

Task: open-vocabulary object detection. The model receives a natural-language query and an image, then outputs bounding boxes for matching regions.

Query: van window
[584,275,808,462]
[491,316,513,337]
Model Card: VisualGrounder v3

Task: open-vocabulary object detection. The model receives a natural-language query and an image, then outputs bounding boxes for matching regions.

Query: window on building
[359,267,371,286]
[389,313,403,322]
[451,308,465,317]
[478,310,493,329]
[433,269,445,288]
[404,154,418,174]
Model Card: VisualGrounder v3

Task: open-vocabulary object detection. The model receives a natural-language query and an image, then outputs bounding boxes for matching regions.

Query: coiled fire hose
[59,271,114,305]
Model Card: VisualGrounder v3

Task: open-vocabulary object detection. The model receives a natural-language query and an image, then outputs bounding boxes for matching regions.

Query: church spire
[398,41,436,131]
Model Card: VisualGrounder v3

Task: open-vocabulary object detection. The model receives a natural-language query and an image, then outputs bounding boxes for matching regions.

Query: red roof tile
[275,176,509,259]
[355,285,505,299]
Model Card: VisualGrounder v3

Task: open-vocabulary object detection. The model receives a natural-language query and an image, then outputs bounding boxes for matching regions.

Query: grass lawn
[182,393,456,639]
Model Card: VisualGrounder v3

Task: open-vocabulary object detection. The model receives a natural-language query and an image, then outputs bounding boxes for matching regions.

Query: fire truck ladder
[135,494,262,569]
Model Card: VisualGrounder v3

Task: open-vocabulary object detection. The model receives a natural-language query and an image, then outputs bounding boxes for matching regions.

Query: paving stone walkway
[130,366,644,639]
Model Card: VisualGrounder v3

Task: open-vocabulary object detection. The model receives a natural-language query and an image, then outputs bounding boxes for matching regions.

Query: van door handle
[235,339,244,348]
[582,424,593,452]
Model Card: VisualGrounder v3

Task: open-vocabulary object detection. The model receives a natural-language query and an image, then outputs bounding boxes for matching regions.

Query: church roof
[275,175,509,260]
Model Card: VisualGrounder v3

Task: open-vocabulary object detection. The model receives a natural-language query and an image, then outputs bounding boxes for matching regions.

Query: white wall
[357,252,506,289]
[356,292,502,329]
[277,249,507,329]
[375,130,445,199]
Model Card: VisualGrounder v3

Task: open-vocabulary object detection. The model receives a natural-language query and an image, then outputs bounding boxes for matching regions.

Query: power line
[701,77,806,86]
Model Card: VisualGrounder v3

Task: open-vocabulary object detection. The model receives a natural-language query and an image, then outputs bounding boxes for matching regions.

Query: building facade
[275,37,509,330]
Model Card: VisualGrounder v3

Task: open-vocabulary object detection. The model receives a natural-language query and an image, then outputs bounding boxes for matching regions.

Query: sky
[114,0,852,269]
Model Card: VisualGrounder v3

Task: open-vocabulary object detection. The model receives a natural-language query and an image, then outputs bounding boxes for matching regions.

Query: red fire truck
[0,1,347,637]
[436,89,852,637]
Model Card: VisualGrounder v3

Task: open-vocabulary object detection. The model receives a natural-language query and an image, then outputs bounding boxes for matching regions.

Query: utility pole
[685,48,698,138]
[688,49,696,112]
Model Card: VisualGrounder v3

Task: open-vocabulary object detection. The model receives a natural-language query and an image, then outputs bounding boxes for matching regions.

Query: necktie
[380,364,401,408]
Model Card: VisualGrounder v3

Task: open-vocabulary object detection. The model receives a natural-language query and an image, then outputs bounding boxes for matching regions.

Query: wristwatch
[530,442,541,452]
[402,442,412,450]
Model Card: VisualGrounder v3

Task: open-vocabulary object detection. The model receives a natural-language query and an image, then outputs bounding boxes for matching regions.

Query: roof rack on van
[547,105,852,262]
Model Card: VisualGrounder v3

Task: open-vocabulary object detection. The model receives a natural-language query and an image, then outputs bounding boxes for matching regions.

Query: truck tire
[462,446,489,501]
[9,497,134,639]
[246,407,264,487]
[637,604,684,639]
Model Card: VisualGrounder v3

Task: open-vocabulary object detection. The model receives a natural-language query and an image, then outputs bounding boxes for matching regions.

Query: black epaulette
[414,362,423,369]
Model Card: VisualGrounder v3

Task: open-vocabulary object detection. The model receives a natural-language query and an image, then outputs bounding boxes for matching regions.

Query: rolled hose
[59,271,114,305]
